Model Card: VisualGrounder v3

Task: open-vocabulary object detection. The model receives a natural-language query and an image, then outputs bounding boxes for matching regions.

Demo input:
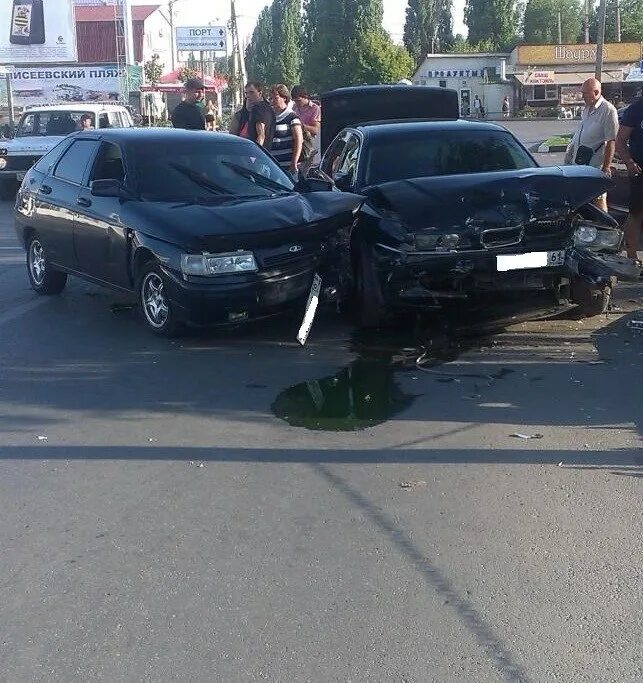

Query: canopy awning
[514,70,624,85]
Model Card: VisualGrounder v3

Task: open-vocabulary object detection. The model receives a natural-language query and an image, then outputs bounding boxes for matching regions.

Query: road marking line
[0,297,47,328]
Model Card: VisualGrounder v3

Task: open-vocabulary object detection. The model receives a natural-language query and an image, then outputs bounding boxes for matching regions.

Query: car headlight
[0,158,7,170]
[574,225,598,246]
[414,233,469,251]
[181,251,258,276]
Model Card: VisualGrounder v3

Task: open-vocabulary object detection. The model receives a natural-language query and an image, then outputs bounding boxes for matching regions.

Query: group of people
[565,77,642,260]
[170,77,321,178]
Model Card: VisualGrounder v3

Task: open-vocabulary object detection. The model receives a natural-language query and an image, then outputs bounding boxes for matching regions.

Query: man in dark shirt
[244,81,276,150]
[171,78,206,131]
[616,95,643,260]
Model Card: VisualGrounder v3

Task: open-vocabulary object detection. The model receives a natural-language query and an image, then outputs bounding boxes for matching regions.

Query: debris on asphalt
[463,394,481,400]
[399,480,427,490]
[109,303,135,313]
[510,433,544,440]
[189,461,206,468]
[37,435,48,441]
[148,438,155,442]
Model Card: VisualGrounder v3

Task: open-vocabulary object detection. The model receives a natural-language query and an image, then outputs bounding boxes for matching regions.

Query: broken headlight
[181,251,258,276]
[0,157,7,170]
[573,224,622,250]
[414,233,469,251]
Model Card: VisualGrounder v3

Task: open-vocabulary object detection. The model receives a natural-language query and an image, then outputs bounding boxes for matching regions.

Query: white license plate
[15,172,25,181]
[497,250,565,272]
[297,273,322,346]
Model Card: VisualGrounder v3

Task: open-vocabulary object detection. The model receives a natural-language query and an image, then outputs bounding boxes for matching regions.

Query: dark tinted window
[53,140,101,185]
[130,139,294,201]
[364,129,537,186]
[90,142,125,183]
[33,139,73,174]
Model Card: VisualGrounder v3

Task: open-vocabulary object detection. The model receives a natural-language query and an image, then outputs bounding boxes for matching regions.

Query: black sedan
[14,128,361,335]
[311,118,639,327]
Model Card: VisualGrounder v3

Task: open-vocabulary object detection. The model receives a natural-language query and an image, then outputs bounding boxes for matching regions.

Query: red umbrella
[157,69,227,92]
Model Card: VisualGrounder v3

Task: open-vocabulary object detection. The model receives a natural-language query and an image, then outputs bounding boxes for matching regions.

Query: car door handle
[39,185,52,195]
[77,197,92,208]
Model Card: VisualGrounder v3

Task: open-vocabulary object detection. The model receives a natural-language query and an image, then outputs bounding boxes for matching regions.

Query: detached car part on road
[14,128,361,335]
[310,92,640,327]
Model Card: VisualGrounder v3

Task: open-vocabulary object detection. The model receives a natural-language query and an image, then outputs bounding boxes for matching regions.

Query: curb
[537,143,569,153]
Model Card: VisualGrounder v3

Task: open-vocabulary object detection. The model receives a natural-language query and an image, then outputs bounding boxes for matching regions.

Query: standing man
[616,94,643,261]
[269,84,303,178]
[473,95,481,118]
[244,81,276,150]
[171,78,206,131]
[291,85,321,172]
[502,96,510,119]
[564,78,618,213]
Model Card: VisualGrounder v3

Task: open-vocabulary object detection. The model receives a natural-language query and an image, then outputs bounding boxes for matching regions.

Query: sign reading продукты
[175,26,227,52]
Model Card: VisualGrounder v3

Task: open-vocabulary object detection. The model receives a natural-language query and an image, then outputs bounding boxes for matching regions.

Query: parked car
[311,106,640,327]
[0,103,134,199]
[14,128,361,335]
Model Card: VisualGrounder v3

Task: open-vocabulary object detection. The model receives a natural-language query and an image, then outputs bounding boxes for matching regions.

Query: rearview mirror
[90,179,122,197]
[295,177,334,193]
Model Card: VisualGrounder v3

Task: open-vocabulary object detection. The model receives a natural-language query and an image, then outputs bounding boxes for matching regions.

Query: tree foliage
[143,53,163,87]
[464,0,519,51]
[447,36,497,53]
[177,65,199,84]
[345,31,414,85]
[404,0,454,67]
[605,0,643,42]
[245,6,275,84]
[523,0,582,44]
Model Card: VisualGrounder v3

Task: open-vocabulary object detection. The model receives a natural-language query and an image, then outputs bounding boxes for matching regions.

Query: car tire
[0,179,17,201]
[354,244,388,328]
[571,277,612,317]
[136,262,183,337]
[26,234,67,295]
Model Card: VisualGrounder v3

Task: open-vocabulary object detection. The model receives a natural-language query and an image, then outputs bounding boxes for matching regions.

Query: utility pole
[583,0,590,44]
[615,0,621,42]
[229,0,246,107]
[557,11,562,44]
[169,0,177,72]
[595,0,607,80]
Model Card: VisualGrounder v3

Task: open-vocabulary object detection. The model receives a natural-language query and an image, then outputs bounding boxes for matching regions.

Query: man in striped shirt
[269,84,304,178]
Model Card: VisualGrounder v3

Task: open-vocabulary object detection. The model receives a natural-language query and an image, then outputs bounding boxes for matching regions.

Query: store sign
[175,26,227,52]
[0,0,77,64]
[423,69,481,79]
[6,64,142,106]
[518,43,641,66]
[626,67,643,82]
[524,70,555,84]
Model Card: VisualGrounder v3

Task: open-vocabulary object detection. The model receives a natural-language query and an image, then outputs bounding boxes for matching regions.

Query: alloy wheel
[141,271,169,328]
[29,240,46,285]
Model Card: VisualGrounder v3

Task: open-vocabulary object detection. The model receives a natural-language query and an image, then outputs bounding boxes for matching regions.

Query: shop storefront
[510,42,642,109]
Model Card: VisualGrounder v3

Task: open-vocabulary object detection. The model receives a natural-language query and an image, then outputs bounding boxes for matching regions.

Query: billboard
[5,64,142,107]
[175,26,227,52]
[517,43,642,66]
[1,0,77,64]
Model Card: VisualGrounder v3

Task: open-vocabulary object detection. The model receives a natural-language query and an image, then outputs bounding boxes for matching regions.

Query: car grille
[526,218,569,239]
[261,251,316,270]
[480,226,523,248]
[5,156,40,171]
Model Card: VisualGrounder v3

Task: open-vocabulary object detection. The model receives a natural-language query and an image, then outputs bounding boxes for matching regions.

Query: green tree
[271,0,302,86]
[404,0,454,67]
[447,36,497,53]
[245,6,274,84]
[143,53,163,87]
[464,0,519,51]
[605,0,643,41]
[302,0,388,92]
[177,65,199,83]
[345,31,414,84]
[523,0,582,44]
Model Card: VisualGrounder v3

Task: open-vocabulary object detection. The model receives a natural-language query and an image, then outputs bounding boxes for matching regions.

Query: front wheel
[571,277,612,317]
[136,263,183,337]
[26,235,67,295]
[354,244,389,328]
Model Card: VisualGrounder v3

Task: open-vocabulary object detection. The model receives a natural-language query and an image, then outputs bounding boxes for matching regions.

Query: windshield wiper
[220,160,292,193]
[169,163,232,196]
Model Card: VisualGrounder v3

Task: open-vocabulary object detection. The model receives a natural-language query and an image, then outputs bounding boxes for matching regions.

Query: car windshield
[16,110,96,137]
[363,129,538,186]
[131,139,295,202]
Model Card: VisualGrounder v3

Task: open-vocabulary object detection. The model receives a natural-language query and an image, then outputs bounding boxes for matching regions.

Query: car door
[319,130,351,181]
[333,133,361,191]
[74,141,129,285]
[37,138,101,269]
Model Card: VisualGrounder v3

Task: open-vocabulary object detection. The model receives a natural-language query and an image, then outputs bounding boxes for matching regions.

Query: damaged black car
[14,128,361,335]
[312,87,640,327]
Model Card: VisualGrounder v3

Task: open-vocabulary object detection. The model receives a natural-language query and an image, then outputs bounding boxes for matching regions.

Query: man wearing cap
[171,78,206,131]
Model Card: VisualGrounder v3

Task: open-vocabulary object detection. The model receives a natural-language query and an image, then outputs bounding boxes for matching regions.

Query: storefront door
[460,89,471,116]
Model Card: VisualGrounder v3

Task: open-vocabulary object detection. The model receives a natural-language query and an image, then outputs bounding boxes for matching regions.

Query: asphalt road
[1,131,642,682]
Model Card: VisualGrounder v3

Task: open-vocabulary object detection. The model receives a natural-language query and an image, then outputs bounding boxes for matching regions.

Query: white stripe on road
[0,297,47,328]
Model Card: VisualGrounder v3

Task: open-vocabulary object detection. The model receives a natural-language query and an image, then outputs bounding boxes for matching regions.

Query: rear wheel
[137,263,183,337]
[26,234,67,295]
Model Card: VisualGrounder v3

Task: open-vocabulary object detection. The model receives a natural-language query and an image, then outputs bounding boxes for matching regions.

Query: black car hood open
[126,191,362,251]
[363,166,613,233]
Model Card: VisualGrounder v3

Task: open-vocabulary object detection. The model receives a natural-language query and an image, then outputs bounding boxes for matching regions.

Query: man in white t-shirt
[564,78,618,212]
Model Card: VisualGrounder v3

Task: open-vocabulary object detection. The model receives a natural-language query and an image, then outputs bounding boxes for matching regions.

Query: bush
[515,106,537,119]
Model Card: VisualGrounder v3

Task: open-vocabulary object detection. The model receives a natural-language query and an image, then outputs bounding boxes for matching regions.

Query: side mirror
[90,179,123,197]
[334,170,354,191]
[295,177,334,193]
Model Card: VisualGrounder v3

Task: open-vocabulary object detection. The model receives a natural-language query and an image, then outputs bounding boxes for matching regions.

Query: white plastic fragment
[37,435,48,441]
[510,433,544,440]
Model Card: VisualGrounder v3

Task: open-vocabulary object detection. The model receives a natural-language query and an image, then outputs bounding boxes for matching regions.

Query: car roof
[23,103,128,113]
[73,128,251,145]
[349,118,509,140]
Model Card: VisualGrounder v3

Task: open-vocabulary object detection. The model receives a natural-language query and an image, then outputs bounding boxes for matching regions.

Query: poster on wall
[0,0,77,64]
[5,65,142,107]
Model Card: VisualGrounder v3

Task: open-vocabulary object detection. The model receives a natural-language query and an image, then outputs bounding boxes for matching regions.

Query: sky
[136,0,468,44]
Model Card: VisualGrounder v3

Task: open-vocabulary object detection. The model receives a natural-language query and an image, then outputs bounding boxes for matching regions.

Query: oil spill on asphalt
[271,323,475,432]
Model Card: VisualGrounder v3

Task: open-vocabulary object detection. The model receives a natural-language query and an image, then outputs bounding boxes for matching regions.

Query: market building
[412,53,513,117]
[510,42,643,109]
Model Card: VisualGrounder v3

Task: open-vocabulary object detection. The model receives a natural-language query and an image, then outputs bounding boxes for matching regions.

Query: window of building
[439,80,447,88]
[528,85,559,100]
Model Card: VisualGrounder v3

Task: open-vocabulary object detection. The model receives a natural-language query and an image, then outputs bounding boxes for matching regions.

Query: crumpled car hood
[363,166,613,233]
[127,191,362,251]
